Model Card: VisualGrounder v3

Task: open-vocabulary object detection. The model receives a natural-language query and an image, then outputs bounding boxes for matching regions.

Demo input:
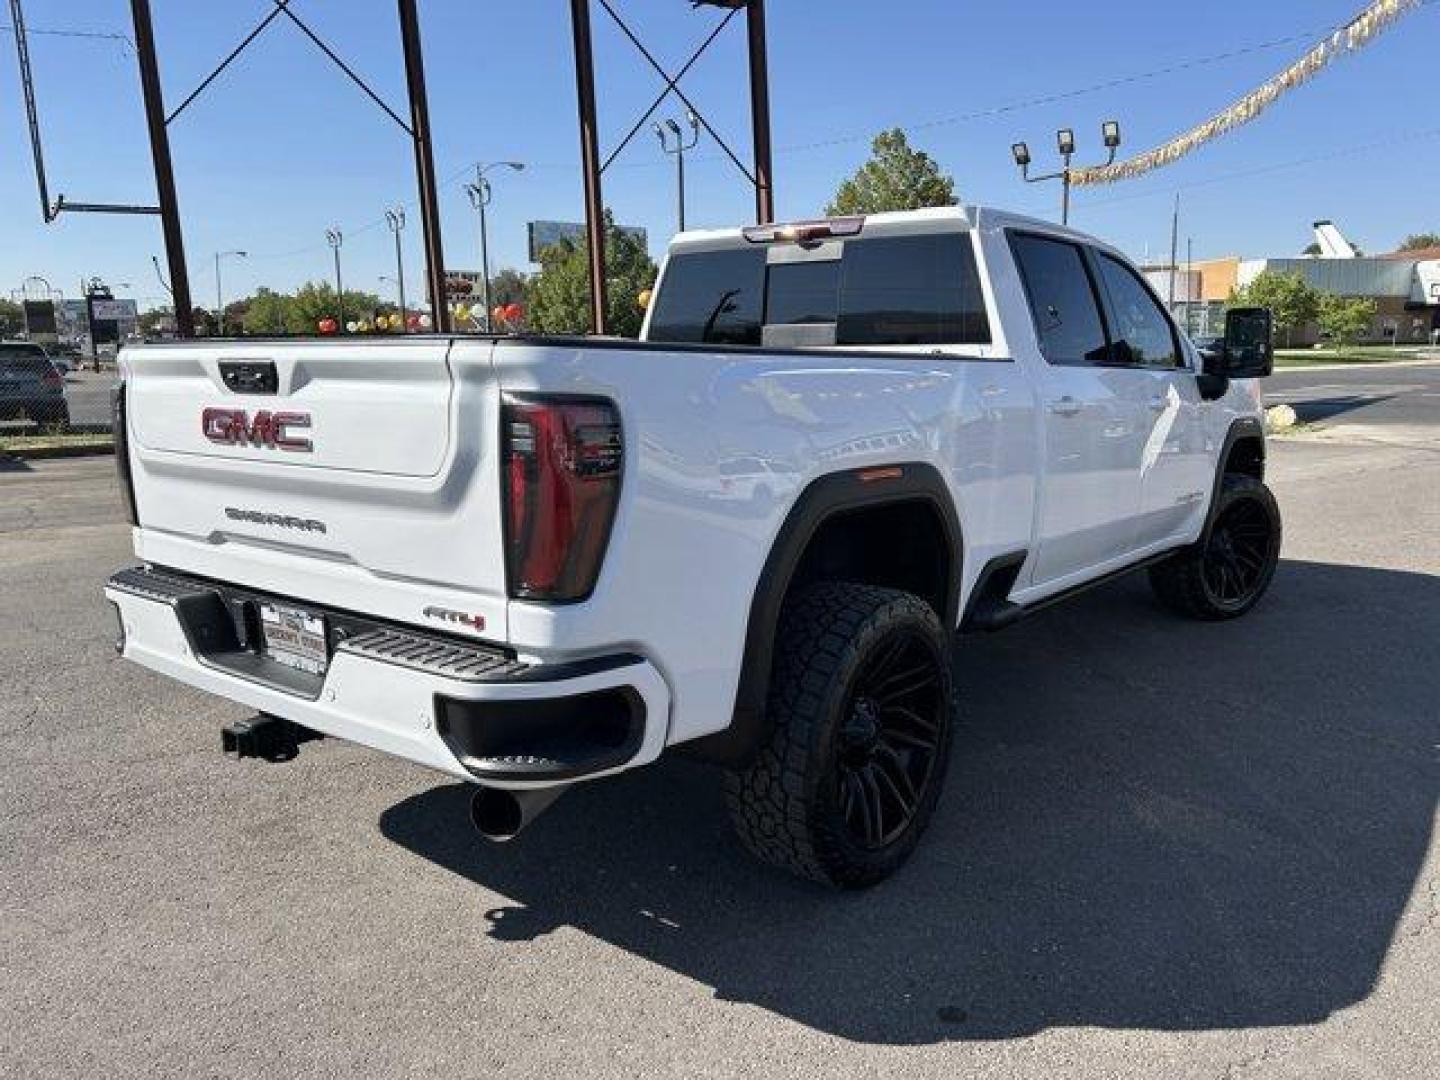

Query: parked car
[0,341,70,428]
[106,206,1279,887]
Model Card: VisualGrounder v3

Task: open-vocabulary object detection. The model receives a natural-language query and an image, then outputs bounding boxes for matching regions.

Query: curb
[1270,356,1440,375]
[1,442,115,462]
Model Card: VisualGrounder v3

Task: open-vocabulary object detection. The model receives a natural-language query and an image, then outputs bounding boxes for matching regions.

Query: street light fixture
[326,228,345,333]
[385,207,407,331]
[1012,120,1122,226]
[214,249,247,336]
[655,111,700,234]
[463,162,525,333]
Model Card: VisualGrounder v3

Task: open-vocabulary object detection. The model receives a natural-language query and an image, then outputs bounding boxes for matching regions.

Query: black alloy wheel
[1201,497,1275,608]
[835,627,945,849]
[1149,473,1282,621]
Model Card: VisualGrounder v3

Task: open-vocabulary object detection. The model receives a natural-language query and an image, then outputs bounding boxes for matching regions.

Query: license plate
[258,602,328,676]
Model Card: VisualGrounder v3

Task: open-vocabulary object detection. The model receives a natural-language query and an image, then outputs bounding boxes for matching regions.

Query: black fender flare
[689,462,963,765]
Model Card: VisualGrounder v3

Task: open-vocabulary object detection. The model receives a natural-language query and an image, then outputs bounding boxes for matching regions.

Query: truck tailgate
[122,338,511,642]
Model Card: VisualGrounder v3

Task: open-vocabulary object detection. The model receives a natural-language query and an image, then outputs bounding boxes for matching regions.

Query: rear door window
[1008,233,1111,366]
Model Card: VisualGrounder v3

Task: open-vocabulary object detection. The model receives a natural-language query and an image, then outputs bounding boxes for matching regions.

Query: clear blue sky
[3,0,1437,310]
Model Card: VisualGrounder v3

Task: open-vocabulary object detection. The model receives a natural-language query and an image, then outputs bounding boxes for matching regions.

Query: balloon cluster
[445,300,525,331]
[316,311,433,335]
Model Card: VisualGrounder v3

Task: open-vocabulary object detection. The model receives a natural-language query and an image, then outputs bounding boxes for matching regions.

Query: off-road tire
[723,582,955,888]
[1149,473,1282,620]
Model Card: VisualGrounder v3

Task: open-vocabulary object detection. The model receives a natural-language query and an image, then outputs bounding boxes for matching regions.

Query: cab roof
[666,204,1111,256]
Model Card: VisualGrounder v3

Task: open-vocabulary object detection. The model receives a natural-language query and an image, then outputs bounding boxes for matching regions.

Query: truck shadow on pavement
[380,559,1438,1043]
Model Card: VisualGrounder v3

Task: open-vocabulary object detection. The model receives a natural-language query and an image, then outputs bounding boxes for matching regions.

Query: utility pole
[464,162,525,333]
[326,228,345,332]
[214,250,246,336]
[1168,194,1180,308]
[386,208,407,331]
[1186,236,1194,334]
[655,113,700,234]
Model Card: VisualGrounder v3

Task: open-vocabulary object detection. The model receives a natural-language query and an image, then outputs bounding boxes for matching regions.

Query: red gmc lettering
[202,408,313,452]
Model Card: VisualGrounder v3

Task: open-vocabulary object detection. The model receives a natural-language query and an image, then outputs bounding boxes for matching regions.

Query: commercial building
[1144,223,1440,346]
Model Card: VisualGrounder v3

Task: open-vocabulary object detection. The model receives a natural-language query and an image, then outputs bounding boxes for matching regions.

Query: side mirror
[1220,306,1274,379]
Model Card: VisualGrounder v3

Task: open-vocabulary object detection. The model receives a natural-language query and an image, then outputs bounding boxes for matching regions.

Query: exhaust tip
[469,785,567,842]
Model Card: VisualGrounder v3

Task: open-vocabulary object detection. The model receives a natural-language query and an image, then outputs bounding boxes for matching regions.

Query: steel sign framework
[568,0,775,334]
[12,1,776,340]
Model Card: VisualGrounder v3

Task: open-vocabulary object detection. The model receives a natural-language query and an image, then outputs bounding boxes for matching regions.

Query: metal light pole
[655,112,699,234]
[1013,121,1121,226]
[464,162,525,333]
[385,207,407,331]
[214,249,246,336]
[326,227,345,332]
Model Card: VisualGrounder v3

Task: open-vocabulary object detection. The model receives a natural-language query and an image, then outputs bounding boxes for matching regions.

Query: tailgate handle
[220,361,278,395]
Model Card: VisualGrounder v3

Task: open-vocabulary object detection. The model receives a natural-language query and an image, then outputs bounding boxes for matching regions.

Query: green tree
[1230,271,1320,348]
[490,268,529,308]
[1317,293,1377,353]
[0,299,23,337]
[1301,242,1323,256]
[527,212,657,337]
[240,283,389,335]
[1397,232,1440,252]
[138,306,174,337]
[825,129,957,216]
[191,307,218,337]
[286,282,390,333]
[242,288,293,335]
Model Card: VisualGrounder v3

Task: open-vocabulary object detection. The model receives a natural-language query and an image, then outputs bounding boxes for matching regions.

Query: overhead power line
[0,24,133,53]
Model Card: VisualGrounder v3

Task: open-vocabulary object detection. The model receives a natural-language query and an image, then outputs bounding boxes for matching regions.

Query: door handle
[1048,396,1083,417]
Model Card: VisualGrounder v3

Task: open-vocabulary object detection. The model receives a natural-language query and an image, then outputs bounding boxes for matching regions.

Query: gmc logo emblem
[202,408,313,452]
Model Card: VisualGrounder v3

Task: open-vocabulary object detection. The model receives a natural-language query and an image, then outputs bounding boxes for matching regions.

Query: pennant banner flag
[1071,0,1422,187]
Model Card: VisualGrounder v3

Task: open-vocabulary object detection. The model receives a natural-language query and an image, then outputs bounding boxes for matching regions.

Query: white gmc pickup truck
[106,206,1280,887]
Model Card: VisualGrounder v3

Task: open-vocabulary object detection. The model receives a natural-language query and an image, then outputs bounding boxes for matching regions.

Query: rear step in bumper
[105,566,671,787]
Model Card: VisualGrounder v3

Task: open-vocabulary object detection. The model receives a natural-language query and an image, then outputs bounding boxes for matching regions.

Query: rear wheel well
[690,465,961,765]
[787,500,951,621]
[1225,435,1265,481]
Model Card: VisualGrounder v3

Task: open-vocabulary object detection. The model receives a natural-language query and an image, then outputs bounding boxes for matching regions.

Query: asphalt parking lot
[2,376,1436,1078]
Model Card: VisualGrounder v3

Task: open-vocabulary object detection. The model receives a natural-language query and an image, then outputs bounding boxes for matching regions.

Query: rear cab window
[647,232,992,350]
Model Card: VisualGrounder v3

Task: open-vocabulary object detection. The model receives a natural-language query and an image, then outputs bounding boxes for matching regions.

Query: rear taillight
[43,367,63,388]
[502,395,623,602]
[112,382,139,526]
